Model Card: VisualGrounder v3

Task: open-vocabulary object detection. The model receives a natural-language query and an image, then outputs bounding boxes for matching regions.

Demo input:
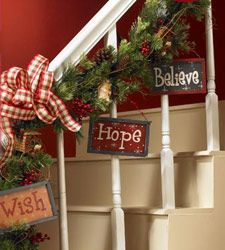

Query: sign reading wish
[0,181,57,231]
[152,58,206,95]
[88,118,151,157]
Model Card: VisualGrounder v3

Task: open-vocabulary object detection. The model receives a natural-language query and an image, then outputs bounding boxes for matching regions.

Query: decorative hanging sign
[151,58,206,95]
[0,181,57,232]
[87,118,150,157]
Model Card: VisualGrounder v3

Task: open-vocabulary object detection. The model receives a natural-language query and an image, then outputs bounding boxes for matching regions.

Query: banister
[49,0,136,79]
[52,1,137,249]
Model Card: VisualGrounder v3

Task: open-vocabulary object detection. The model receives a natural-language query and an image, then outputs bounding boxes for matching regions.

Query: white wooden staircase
[38,1,224,250]
[38,102,225,250]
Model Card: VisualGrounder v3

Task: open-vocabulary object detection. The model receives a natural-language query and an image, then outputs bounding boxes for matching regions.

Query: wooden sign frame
[0,181,57,232]
[151,58,206,95]
[87,117,151,157]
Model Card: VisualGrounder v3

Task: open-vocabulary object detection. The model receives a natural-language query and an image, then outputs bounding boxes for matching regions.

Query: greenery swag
[0,0,210,249]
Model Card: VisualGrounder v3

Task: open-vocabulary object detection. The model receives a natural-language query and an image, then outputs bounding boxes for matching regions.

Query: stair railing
[48,1,136,250]
[159,0,219,210]
[47,1,219,249]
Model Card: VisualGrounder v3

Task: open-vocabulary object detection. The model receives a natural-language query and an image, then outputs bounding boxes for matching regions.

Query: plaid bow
[0,54,81,167]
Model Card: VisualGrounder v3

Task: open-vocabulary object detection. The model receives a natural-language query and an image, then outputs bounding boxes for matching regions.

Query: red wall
[118,1,225,111]
[0,0,224,155]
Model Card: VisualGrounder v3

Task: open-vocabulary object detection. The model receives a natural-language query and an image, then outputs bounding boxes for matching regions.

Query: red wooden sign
[0,181,57,231]
[151,58,206,95]
[87,118,150,157]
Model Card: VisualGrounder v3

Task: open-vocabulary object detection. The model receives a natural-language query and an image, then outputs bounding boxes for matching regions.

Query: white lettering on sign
[154,66,200,87]
[97,123,142,150]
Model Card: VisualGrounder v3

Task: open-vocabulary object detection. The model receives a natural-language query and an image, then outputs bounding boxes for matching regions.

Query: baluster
[57,132,70,250]
[205,0,220,151]
[161,95,175,209]
[105,25,126,250]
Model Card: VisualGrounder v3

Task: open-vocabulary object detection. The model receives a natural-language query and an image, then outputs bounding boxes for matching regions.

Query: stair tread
[66,205,214,215]
[53,150,225,163]
[124,206,214,215]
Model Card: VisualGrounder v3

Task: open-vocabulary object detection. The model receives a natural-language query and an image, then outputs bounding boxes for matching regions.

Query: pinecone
[94,46,114,65]
[116,54,130,70]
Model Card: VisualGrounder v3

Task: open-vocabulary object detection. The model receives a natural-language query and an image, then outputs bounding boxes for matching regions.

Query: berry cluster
[157,17,165,26]
[72,99,94,121]
[19,169,43,186]
[140,40,151,57]
[31,232,50,244]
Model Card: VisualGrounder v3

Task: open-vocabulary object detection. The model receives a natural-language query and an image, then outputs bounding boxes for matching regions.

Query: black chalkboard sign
[151,58,206,95]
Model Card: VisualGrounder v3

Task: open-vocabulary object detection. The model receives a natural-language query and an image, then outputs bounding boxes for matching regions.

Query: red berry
[157,18,164,26]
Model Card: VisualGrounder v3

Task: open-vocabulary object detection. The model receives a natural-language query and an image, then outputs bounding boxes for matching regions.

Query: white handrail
[49,0,136,79]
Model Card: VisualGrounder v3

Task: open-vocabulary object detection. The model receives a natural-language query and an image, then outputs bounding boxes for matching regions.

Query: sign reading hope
[88,118,150,157]
[152,59,206,95]
[0,181,57,231]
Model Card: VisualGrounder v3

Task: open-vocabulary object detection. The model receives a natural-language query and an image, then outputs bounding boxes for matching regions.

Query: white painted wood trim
[106,25,126,250]
[53,150,216,163]
[205,0,220,151]
[80,102,206,122]
[57,132,70,250]
[66,205,213,216]
[49,0,136,79]
[161,95,175,209]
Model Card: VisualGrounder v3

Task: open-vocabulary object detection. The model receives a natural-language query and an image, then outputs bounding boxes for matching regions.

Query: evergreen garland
[52,0,209,129]
[0,152,53,190]
[13,0,210,133]
[0,225,51,250]
[0,0,210,248]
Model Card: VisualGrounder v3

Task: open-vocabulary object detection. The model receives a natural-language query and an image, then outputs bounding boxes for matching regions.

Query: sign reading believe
[87,118,150,157]
[152,58,206,95]
[0,181,57,231]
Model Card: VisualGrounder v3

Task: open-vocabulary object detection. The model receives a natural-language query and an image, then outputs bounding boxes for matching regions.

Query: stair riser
[51,154,213,209]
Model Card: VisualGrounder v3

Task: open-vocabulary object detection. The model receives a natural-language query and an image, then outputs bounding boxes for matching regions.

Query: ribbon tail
[51,95,81,132]
[0,137,13,168]
[0,117,14,168]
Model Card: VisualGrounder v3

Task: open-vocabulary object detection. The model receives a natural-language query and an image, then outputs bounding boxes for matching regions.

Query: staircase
[38,101,225,250]
[37,1,223,249]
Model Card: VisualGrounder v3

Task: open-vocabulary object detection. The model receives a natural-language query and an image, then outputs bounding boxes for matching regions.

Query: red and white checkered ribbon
[0,54,81,167]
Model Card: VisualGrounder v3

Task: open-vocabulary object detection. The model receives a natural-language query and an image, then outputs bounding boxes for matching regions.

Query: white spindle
[161,95,175,209]
[205,1,220,151]
[105,25,126,250]
[57,132,70,250]
[48,2,137,249]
